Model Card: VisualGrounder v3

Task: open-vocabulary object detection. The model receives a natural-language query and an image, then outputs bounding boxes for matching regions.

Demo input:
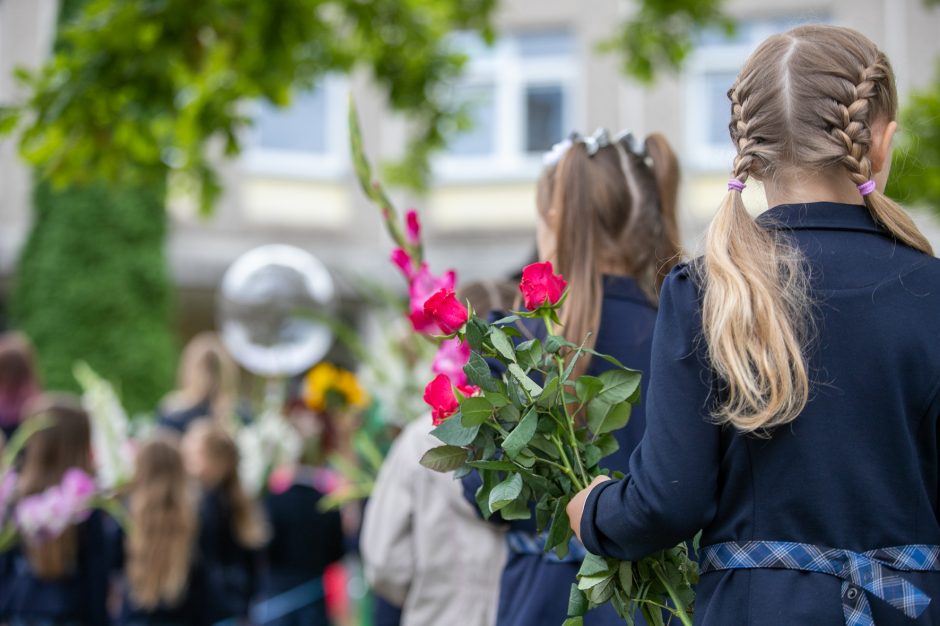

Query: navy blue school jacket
[463,275,658,626]
[580,202,940,625]
[0,510,109,626]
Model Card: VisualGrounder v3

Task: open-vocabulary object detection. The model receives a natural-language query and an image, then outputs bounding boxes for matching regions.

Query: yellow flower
[303,362,369,412]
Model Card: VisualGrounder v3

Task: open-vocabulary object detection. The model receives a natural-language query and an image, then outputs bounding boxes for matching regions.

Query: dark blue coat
[581,202,940,625]
[464,275,659,626]
[0,510,109,626]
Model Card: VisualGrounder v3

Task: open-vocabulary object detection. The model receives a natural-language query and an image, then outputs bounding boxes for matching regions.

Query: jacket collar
[601,274,655,308]
[756,201,886,236]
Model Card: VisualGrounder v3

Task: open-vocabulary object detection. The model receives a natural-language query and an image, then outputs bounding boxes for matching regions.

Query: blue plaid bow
[700,541,940,626]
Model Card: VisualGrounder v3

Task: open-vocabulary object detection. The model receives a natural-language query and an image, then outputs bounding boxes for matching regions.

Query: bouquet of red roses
[350,99,696,626]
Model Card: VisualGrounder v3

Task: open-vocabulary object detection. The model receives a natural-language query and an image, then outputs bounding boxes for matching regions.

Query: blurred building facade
[2,0,940,331]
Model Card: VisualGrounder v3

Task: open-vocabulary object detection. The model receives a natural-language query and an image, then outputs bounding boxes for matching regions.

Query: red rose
[423,288,469,335]
[519,261,567,310]
[408,265,456,334]
[424,374,460,425]
[405,210,421,246]
[423,373,480,426]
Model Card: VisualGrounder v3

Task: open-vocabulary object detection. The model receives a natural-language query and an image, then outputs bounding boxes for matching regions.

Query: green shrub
[11,180,176,414]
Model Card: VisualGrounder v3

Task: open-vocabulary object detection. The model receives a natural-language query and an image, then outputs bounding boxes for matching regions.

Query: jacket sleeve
[360,420,421,607]
[580,267,721,561]
[81,512,111,626]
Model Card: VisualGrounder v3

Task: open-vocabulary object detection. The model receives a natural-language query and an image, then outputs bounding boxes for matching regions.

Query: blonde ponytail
[701,24,933,433]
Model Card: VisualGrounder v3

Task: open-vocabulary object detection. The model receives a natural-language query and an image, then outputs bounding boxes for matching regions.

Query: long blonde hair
[186,420,268,549]
[126,435,197,610]
[538,133,681,375]
[163,333,238,425]
[703,24,932,434]
[17,394,93,580]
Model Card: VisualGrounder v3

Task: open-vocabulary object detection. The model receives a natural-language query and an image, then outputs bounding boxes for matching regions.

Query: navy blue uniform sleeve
[80,512,111,626]
[580,267,721,561]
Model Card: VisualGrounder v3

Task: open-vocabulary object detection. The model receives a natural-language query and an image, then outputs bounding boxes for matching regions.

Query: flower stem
[556,356,590,486]
[551,434,585,491]
[651,562,694,626]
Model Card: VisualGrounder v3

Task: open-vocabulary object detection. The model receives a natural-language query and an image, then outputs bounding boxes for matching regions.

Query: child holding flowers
[0,394,108,626]
[461,128,681,626]
[567,24,940,626]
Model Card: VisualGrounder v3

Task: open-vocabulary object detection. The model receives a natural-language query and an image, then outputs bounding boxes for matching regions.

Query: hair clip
[543,138,573,167]
[581,128,611,157]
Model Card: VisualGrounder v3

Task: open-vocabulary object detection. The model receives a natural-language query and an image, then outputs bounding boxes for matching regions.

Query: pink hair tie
[728,179,746,192]
[857,179,877,196]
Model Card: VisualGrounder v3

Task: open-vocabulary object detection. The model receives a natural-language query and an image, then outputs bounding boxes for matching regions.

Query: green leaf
[431,416,481,446]
[489,327,517,362]
[467,460,518,471]
[419,445,467,472]
[465,318,488,352]
[562,618,584,626]
[491,314,521,326]
[489,473,523,511]
[583,445,602,468]
[546,498,571,554]
[500,496,531,520]
[460,396,493,426]
[618,561,634,597]
[536,375,561,408]
[595,433,620,459]
[579,553,615,577]
[517,338,543,369]
[575,375,604,404]
[576,573,611,591]
[587,577,615,604]
[588,400,632,436]
[535,495,553,532]
[464,352,500,392]
[545,335,574,354]
[474,469,499,518]
[508,363,543,396]
[497,402,521,422]
[502,407,538,459]
[567,584,588,618]
[598,369,642,404]
[484,391,510,408]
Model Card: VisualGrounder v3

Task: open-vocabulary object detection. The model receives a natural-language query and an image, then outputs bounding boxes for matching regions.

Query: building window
[437,30,579,182]
[242,76,347,180]
[683,14,829,171]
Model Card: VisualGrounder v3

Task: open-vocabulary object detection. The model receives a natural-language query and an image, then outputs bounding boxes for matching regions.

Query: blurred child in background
[159,333,239,433]
[0,394,108,626]
[0,334,41,441]
[110,434,210,626]
[182,420,268,624]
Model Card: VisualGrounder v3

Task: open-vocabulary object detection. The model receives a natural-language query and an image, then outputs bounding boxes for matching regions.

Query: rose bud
[519,261,568,311]
[423,288,469,335]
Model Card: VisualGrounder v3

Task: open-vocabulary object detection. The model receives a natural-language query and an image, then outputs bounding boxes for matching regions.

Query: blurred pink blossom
[15,468,96,541]
[408,264,456,334]
[432,338,471,387]
[405,210,421,246]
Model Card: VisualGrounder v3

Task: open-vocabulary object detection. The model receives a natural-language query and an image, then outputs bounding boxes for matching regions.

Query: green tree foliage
[601,0,733,83]
[887,66,940,214]
[13,181,176,414]
[0,0,497,209]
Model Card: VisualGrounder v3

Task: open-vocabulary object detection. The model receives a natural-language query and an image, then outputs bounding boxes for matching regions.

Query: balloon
[218,245,334,377]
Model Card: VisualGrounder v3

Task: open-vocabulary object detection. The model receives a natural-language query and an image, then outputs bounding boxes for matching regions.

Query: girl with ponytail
[463,128,681,626]
[568,24,940,625]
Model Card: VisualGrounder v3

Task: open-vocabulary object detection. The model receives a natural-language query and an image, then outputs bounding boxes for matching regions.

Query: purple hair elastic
[728,179,746,192]
[857,179,877,196]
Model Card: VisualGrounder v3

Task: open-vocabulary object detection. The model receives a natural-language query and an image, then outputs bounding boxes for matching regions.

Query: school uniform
[580,202,940,626]
[0,510,109,626]
[463,275,659,626]
[106,520,212,626]
[198,489,261,624]
[258,478,344,626]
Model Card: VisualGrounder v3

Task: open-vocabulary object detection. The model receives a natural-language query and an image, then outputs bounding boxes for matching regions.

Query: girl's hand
[567,475,612,542]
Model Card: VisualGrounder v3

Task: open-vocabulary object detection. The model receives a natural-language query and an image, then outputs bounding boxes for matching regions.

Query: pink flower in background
[519,261,567,310]
[15,468,96,541]
[0,471,17,522]
[432,338,471,387]
[405,210,421,246]
[408,265,456,334]
[423,288,469,335]
[268,466,296,495]
[390,248,415,281]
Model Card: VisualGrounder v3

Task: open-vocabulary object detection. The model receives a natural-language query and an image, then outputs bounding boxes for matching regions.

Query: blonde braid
[833,62,933,255]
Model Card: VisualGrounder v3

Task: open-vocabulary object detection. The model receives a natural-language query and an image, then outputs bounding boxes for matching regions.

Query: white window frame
[435,32,580,184]
[241,75,348,181]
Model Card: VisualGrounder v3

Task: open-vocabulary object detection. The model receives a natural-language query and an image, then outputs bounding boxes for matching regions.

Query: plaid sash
[700,541,940,626]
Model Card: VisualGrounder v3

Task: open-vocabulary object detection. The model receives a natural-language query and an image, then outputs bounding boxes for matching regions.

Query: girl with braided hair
[567,24,940,625]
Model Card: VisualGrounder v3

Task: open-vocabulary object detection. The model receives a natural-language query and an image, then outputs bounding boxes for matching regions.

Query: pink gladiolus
[408,264,456,334]
[423,288,469,335]
[423,373,480,426]
[268,466,296,496]
[432,338,471,387]
[519,261,567,311]
[405,210,421,246]
[390,248,415,281]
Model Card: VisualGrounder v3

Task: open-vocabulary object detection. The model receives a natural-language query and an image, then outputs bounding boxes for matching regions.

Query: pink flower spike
[408,265,457,334]
[432,338,471,387]
[405,210,422,246]
[390,248,415,281]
